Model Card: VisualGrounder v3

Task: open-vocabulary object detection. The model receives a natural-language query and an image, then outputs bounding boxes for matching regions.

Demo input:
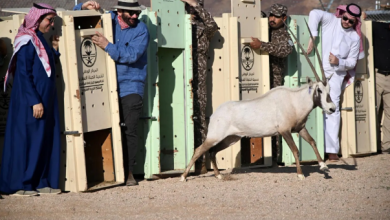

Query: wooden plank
[240,137,264,165]
[102,13,124,183]
[259,17,272,167]
[84,129,115,187]
[63,13,88,192]
[249,138,263,163]
[102,133,115,181]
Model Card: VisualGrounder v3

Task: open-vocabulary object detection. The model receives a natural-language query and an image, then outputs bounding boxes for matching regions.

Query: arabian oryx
[181,20,336,181]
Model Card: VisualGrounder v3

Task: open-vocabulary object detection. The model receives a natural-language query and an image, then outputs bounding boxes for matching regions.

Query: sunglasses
[45,16,56,24]
[342,16,355,25]
[125,10,141,16]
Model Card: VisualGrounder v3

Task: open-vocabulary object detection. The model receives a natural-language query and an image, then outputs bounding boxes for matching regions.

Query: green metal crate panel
[133,9,161,177]
[158,48,190,171]
[153,0,187,48]
[134,2,194,178]
[280,15,325,165]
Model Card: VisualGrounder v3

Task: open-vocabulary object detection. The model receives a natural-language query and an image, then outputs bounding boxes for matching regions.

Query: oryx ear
[312,84,319,96]
[307,77,316,95]
[306,76,314,86]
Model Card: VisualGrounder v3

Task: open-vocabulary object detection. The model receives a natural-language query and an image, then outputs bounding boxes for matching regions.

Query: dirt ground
[1,153,389,220]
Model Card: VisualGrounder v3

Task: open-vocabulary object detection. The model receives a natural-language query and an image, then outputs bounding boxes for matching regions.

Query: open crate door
[133,9,161,179]
[57,11,124,192]
[150,0,194,176]
[340,20,377,158]
[231,0,272,168]
[282,15,325,166]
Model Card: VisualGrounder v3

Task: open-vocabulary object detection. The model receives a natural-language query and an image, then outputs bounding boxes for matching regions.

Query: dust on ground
[1,153,389,220]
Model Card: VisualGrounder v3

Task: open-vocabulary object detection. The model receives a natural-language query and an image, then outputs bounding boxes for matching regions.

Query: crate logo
[241,46,254,71]
[354,80,363,103]
[80,38,97,67]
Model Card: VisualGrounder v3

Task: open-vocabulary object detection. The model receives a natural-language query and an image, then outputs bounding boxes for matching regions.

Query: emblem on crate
[80,38,97,67]
[241,46,254,71]
[354,80,363,103]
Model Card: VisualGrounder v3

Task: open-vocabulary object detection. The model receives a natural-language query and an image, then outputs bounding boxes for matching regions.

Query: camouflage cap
[269,3,288,17]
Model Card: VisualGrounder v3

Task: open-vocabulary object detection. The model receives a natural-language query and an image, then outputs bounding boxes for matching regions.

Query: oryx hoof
[180,175,187,182]
[216,174,223,180]
[297,174,305,180]
[319,162,330,172]
[320,166,330,172]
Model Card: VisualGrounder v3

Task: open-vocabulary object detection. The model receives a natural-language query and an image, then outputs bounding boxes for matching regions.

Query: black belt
[378,70,390,76]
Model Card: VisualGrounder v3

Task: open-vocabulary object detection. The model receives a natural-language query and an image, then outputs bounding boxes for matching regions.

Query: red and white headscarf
[4,3,57,91]
[335,4,364,89]
[335,4,364,60]
[117,15,130,30]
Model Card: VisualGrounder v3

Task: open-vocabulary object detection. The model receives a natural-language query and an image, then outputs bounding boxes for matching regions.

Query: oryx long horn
[304,19,327,85]
[283,20,322,82]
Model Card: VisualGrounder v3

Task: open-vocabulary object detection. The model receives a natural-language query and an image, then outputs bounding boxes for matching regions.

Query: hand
[362,11,367,20]
[33,103,44,119]
[306,36,316,54]
[51,34,60,51]
[180,0,198,7]
[82,1,100,10]
[329,52,339,65]
[250,37,261,49]
[91,31,109,50]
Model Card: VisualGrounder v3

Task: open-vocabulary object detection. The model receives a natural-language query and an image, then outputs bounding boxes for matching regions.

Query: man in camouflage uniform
[250,3,293,160]
[250,3,293,88]
[182,0,218,173]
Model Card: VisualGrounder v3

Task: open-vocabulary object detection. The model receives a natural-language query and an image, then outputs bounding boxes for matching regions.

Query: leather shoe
[328,153,339,162]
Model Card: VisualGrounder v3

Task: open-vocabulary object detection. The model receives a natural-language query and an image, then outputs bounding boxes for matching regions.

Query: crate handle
[241,38,252,45]
[80,29,99,38]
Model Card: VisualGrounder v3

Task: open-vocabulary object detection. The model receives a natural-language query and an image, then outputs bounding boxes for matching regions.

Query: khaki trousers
[376,71,390,151]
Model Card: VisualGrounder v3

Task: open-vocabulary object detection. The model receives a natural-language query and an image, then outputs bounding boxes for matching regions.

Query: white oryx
[181,20,336,181]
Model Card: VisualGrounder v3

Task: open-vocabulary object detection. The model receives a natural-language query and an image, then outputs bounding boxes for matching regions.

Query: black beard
[341,21,352,30]
[126,18,138,27]
[269,22,283,30]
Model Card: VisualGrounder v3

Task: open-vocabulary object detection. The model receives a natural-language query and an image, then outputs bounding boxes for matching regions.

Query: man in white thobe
[307,3,364,161]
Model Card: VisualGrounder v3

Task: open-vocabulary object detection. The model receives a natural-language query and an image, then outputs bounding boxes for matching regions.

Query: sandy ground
[1,153,389,220]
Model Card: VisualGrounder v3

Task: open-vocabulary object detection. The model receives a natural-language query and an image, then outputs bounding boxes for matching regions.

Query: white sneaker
[37,187,61,195]
[10,190,38,197]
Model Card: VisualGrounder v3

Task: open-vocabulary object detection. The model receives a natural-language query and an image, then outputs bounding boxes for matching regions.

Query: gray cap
[269,3,288,17]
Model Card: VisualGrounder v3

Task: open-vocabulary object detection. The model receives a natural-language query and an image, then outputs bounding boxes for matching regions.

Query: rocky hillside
[203,0,375,17]
[0,0,377,17]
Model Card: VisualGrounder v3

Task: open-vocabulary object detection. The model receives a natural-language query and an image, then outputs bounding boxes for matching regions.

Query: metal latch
[139,116,157,120]
[63,131,80,135]
[241,0,255,3]
[120,116,157,127]
[341,107,353,111]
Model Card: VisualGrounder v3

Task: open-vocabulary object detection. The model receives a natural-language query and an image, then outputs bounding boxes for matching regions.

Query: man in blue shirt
[74,0,149,186]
